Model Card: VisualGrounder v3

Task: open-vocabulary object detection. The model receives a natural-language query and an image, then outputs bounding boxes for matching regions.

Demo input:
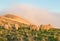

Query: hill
[3,14,31,25]
[0,14,60,41]
[0,25,60,41]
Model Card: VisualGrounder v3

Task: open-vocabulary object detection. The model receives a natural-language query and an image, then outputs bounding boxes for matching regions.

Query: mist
[0,3,60,28]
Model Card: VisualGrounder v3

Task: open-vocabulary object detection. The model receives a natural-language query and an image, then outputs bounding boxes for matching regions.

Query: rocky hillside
[0,25,60,41]
[0,14,54,31]
[0,14,60,41]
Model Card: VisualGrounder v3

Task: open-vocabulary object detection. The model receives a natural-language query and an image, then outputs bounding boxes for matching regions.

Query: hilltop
[0,14,31,25]
[4,14,31,25]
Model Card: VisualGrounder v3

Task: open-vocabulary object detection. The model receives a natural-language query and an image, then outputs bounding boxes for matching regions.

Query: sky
[0,0,60,28]
[0,0,60,13]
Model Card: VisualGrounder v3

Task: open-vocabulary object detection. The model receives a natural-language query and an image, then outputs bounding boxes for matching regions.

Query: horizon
[0,0,60,28]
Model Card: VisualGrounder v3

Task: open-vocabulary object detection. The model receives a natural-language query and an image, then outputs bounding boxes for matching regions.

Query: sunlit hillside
[0,14,60,41]
[3,14,31,25]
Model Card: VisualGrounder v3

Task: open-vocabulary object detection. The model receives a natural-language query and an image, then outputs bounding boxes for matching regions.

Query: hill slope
[0,26,60,41]
[4,14,31,25]
[0,14,60,41]
[0,14,31,25]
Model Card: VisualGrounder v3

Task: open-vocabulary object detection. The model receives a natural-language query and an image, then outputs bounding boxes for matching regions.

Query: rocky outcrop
[14,24,19,30]
[30,24,53,31]
[30,25,40,31]
[40,24,52,31]
[4,24,9,30]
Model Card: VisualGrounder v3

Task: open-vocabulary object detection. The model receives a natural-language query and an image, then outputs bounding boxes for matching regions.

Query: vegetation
[0,24,60,41]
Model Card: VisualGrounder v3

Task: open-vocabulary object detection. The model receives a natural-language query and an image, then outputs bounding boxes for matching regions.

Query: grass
[0,25,60,41]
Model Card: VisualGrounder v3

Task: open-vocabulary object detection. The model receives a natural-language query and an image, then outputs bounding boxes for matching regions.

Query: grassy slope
[0,26,60,41]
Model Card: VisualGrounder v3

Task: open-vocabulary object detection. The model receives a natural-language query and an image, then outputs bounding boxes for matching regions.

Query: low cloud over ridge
[1,3,60,28]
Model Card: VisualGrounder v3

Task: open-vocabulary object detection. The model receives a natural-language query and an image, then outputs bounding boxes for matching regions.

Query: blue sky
[0,0,60,13]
